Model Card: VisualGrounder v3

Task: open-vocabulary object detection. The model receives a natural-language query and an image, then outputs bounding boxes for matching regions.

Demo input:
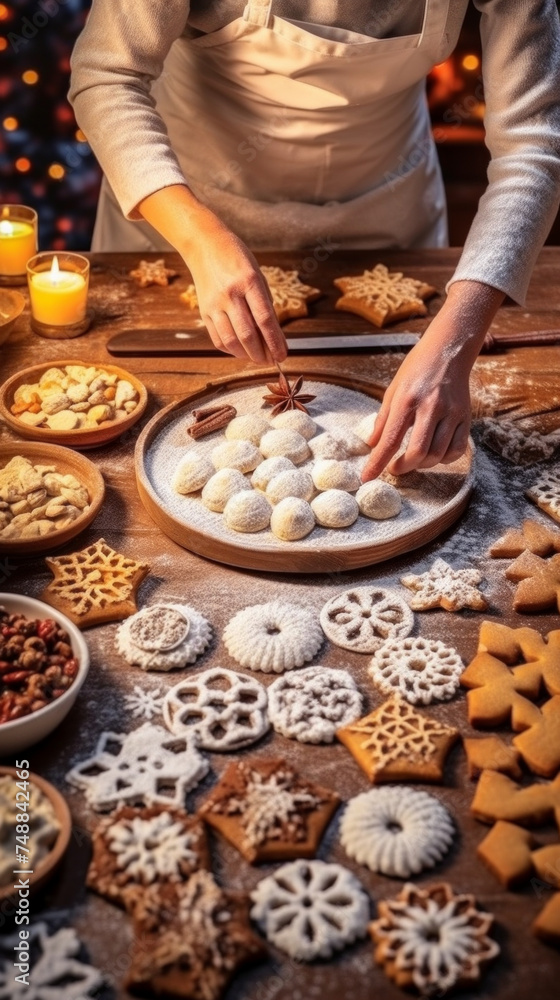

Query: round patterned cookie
[251,860,370,961]
[251,456,295,491]
[223,490,272,532]
[356,480,402,519]
[320,586,414,653]
[311,489,359,528]
[270,497,315,541]
[270,410,317,439]
[223,601,323,673]
[225,413,270,446]
[368,636,464,705]
[308,432,348,461]
[163,666,269,751]
[260,428,311,464]
[312,459,361,492]
[265,469,315,505]
[268,666,363,743]
[116,602,212,671]
[340,786,454,877]
[211,439,262,473]
[172,453,215,494]
[201,468,249,512]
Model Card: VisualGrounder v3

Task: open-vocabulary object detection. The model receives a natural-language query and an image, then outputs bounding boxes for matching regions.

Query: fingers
[228,297,270,364]
[245,280,287,362]
[441,420,470,464]
[204,313,247,359]
[360,405,414,482]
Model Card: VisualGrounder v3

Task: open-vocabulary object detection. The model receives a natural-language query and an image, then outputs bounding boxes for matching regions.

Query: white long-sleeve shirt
[69,0,560,304]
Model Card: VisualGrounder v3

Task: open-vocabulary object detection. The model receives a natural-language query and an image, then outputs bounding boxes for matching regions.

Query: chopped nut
[123,399,138,413]
[41,392,71,415]
[115,379,137,408]
[86,403,113,424]
[88,388,108,406]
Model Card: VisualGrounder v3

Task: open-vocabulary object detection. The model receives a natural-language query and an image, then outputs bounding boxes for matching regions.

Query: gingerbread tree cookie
[489,518,560,558]
[333,263,437,328]
[506,550,560,613]
[336,694,459,784]
[400,557,487,612]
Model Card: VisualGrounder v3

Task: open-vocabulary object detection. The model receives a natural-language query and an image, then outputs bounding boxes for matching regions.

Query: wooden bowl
[0,289,25,348]
[0,766,72,901]
[0,359,148,449]
[0,442,105,555]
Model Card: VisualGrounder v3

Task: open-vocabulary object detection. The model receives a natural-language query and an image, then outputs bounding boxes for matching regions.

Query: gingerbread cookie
[463,736,523,780]
[320,586,414,654]
[129,258,178,287]
[336,694,459,784]
[513,696,560,778]
[533,893,560,947]
[401,557,487,612]
[471,770,560,827]
[333,263,437,328]
[267,665,363,743]
[163,667,269,752]
[531,844,560,890]
[198,758,339,863]
[368,636,464,705]
[116,602,212,671]
[477,821,536,888]
[489,519,560,558]
[41,537,149,628]
[526,466,560,524]
[506,551,560,613]
[477,620,560,697]
[370,882,499,995]
[460,649,542,730]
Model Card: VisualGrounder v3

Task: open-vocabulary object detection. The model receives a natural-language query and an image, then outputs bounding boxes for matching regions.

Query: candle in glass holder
[27,251,91,338]
[0,205,38,283]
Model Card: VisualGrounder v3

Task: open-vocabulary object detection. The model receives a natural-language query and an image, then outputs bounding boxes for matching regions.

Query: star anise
[262,371,316,417]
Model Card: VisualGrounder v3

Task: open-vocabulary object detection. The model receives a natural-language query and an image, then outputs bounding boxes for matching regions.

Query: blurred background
[1,1,560,252]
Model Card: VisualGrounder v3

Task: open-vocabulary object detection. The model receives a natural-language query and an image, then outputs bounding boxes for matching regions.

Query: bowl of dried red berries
[0,594,89,755]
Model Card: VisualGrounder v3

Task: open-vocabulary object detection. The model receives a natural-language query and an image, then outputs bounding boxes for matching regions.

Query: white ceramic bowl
[0,593,89,755]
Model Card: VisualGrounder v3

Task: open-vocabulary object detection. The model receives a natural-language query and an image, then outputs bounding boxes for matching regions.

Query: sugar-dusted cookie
[477,821,536,888]
[533,892,560,947]
[311,458,361,492]
[526,465,560,523]
[471,769,560,827]
[173,452,215,494]
[211,439,261,473]
[370,883,499,995]
[251,455,294,491]
[224,413,269,446]
[401,557,487,612]
[463,736,523,780]
[223,601,323,672]
[198,758,339,863]
[270,496,315,540]
[201,468,250,512]
[489,518,560,558]
[340,786,454,878]
[337,694,459,784]
[270,410,316,439]
[356,479,402,519]
[251,860,369,961]
[163,667,269,752]
[311,489,359,528]
[267,666,363,743]
[320,586,414,653]
[479,418,560,466]
[265,468,315,505]
[260,428,310,464]
[368,636,464,706]
[42,537,149,628]
[334,263,437,328]
[308,431,348,461]
[513,696,560,778]
[506,551,560,613]
[129,257,177,287]
[116,602,212,671]
[223,490,272,532]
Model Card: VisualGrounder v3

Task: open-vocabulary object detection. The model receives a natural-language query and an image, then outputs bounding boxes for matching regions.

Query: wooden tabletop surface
[1,248,559,999]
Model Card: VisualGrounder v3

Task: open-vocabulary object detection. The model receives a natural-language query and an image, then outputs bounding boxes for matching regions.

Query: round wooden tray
[135,370,474,573]
[0,359,148,449]
[0,766,72,902]
[0,442,105,555]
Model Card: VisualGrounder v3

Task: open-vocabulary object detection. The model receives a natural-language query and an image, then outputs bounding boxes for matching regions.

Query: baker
[69,1,560,480]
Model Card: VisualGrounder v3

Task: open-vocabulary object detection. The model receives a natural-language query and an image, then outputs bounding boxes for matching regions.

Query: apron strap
[243,0,273,28]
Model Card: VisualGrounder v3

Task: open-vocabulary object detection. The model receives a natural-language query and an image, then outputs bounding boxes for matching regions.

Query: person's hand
[360,279,505,481]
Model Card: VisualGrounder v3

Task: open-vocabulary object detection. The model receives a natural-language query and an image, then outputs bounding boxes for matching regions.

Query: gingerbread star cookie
[41,537,149,628]
[124,871,266,1000]
[334,263,437,328]
[400,558,487,612]
[198,758,339,863]
[489,519,560,558]
[129,258,178,287]
[526,466,560,524]
[463,736,523,780]
[336,694,459,784]
[471,770,560,827]
[477,821,536,888]
[370,882,500,995]
[505,550,560,613]
[181,266,321,323]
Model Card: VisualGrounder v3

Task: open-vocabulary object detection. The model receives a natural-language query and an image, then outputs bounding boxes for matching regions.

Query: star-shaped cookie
[489,519,560,558]
[334,263,437,328]
[400,558,487,612]
[129,258,178,287]
[41,537,149,627]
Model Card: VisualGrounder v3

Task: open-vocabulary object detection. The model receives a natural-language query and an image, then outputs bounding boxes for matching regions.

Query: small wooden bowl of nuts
[0,443,105,555]
[0,359,148,448]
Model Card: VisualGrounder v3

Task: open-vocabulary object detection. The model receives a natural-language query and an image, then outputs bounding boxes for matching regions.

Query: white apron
[92,0,449,252]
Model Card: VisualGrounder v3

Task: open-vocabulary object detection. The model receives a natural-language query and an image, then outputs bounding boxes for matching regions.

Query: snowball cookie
[266,469,315,505]
[356,479,402,519]
[223,490,272,532]
[311,489,359,528]
[312,459,361,492]
[225,413,270,446]
[172,452,215,494]
[211,439,261,473]
[344,432,371,457]
[308,432,348,461]
[270,497,315,541]
[201,468,249,512]
[260,428,310,465]
[354,411,377,444]
[251,456,295,491]
[270,410,317,440]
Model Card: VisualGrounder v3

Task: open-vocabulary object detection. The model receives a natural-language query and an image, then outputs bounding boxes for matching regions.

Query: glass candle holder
[27,251,93,339]
[0,205,38,286]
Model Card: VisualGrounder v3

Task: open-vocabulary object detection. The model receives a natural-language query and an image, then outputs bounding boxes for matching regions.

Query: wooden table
[1,249,559,999]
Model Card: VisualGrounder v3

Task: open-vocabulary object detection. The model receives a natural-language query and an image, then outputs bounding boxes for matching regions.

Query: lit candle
[0,205,38,279]
[28,254,89,326]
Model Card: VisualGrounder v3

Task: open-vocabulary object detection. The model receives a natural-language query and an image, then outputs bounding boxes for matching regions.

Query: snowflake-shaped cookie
[66,722,209,811]
[400,558,487,612]
[251,860,370,961]
[370,882,500,994]
[340,786,454,877]
[223,601,323,672]
[124,684,164,720]
[527,465,560,523]
[41,537,149,627]
[0,923,104,1000]
[368,636,464,705]
[116,602,212,671]
[320,587,414,653]
[268,666,363,742]
[334,263,436,327]
[163,667,269,751]
[129,258,177,287]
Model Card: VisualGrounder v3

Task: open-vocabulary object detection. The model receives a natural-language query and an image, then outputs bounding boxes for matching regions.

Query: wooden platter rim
[134,369,474,574]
